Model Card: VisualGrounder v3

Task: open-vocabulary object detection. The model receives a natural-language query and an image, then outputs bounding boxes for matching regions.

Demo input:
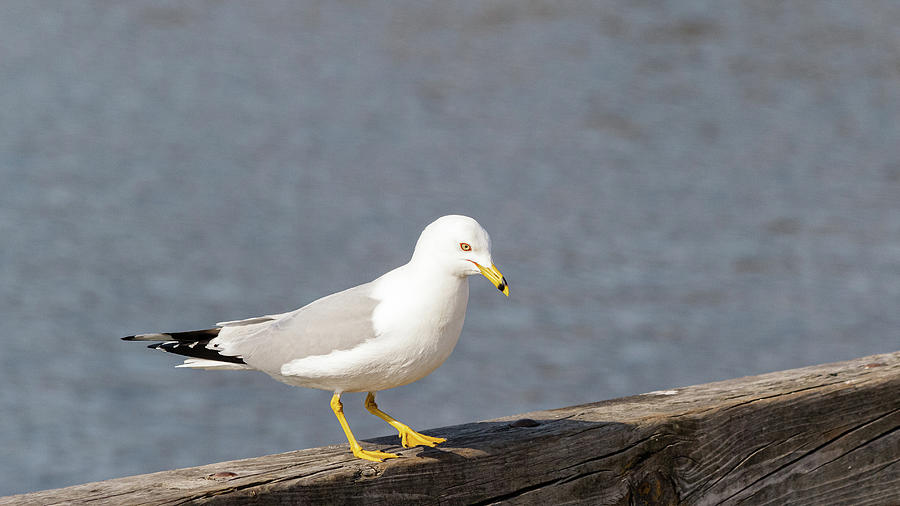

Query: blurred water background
[2,0,899,496]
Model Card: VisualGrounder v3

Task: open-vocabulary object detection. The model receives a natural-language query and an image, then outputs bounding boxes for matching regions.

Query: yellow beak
[475,262,510,296]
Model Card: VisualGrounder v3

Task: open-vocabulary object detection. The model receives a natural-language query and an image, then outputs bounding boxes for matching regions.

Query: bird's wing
[216,315,279,327]
[210,282,381,374]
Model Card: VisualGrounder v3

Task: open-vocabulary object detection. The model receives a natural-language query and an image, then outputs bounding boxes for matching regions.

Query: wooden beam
[4,351,899,505]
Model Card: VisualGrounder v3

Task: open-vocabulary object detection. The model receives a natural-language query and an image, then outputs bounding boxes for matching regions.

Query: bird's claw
[399,428,446,448]
[351,446,399,462]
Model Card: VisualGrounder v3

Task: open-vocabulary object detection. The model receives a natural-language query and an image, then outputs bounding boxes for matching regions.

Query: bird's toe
[400,429,446,448]
[352,447,399,462]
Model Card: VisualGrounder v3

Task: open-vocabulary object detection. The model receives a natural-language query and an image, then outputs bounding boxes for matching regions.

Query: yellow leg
[364,392,446,448]
[330,393,398,462]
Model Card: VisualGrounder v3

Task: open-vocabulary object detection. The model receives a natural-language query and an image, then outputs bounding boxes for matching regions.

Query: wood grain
[4,352,899,505]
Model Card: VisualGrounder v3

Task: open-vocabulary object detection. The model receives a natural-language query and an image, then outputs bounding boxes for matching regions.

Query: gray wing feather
[213,282,380,374]
[216,316,277,327]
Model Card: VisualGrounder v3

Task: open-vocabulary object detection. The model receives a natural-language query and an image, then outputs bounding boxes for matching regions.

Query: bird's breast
[368,276,469,380]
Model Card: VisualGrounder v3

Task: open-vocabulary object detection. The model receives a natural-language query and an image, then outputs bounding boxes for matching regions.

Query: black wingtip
[151,341,246,364]
[121,335,136,341]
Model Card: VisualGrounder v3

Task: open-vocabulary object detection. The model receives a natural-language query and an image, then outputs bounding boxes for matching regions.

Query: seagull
[123,215,509,461]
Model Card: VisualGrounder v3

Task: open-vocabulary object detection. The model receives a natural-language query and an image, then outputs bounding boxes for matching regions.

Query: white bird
[123,215,509,461]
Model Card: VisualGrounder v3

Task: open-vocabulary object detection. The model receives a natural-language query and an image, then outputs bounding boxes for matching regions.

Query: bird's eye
[460,242,472,251]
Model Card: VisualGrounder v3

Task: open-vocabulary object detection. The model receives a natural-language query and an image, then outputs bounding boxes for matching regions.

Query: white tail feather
[176,358,250,370]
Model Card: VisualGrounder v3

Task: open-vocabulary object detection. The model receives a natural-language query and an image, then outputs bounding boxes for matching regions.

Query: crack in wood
[557,434,658,474]
[469,476,566,505]
[806,410,900,474]
[556,467,616,486]
[173,464,344,505]
[720,379,848,412]
[684,439,778,502]
[871,456,900,476]
[715,414,886,504]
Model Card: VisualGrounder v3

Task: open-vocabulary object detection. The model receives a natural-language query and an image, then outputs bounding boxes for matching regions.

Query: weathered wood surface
[5,351,899,505]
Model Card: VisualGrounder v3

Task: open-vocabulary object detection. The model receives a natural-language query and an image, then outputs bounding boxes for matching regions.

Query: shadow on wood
[3,351,899,505]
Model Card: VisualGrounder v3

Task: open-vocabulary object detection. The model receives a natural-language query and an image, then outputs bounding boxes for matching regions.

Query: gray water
[2,0,899,496]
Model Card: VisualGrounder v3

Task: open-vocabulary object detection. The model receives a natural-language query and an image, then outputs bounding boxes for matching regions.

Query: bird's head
[412,215,509,296]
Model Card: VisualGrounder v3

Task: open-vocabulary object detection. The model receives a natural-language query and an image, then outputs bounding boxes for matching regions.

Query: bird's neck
[371,260,470,337]
[402,258,468,293]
